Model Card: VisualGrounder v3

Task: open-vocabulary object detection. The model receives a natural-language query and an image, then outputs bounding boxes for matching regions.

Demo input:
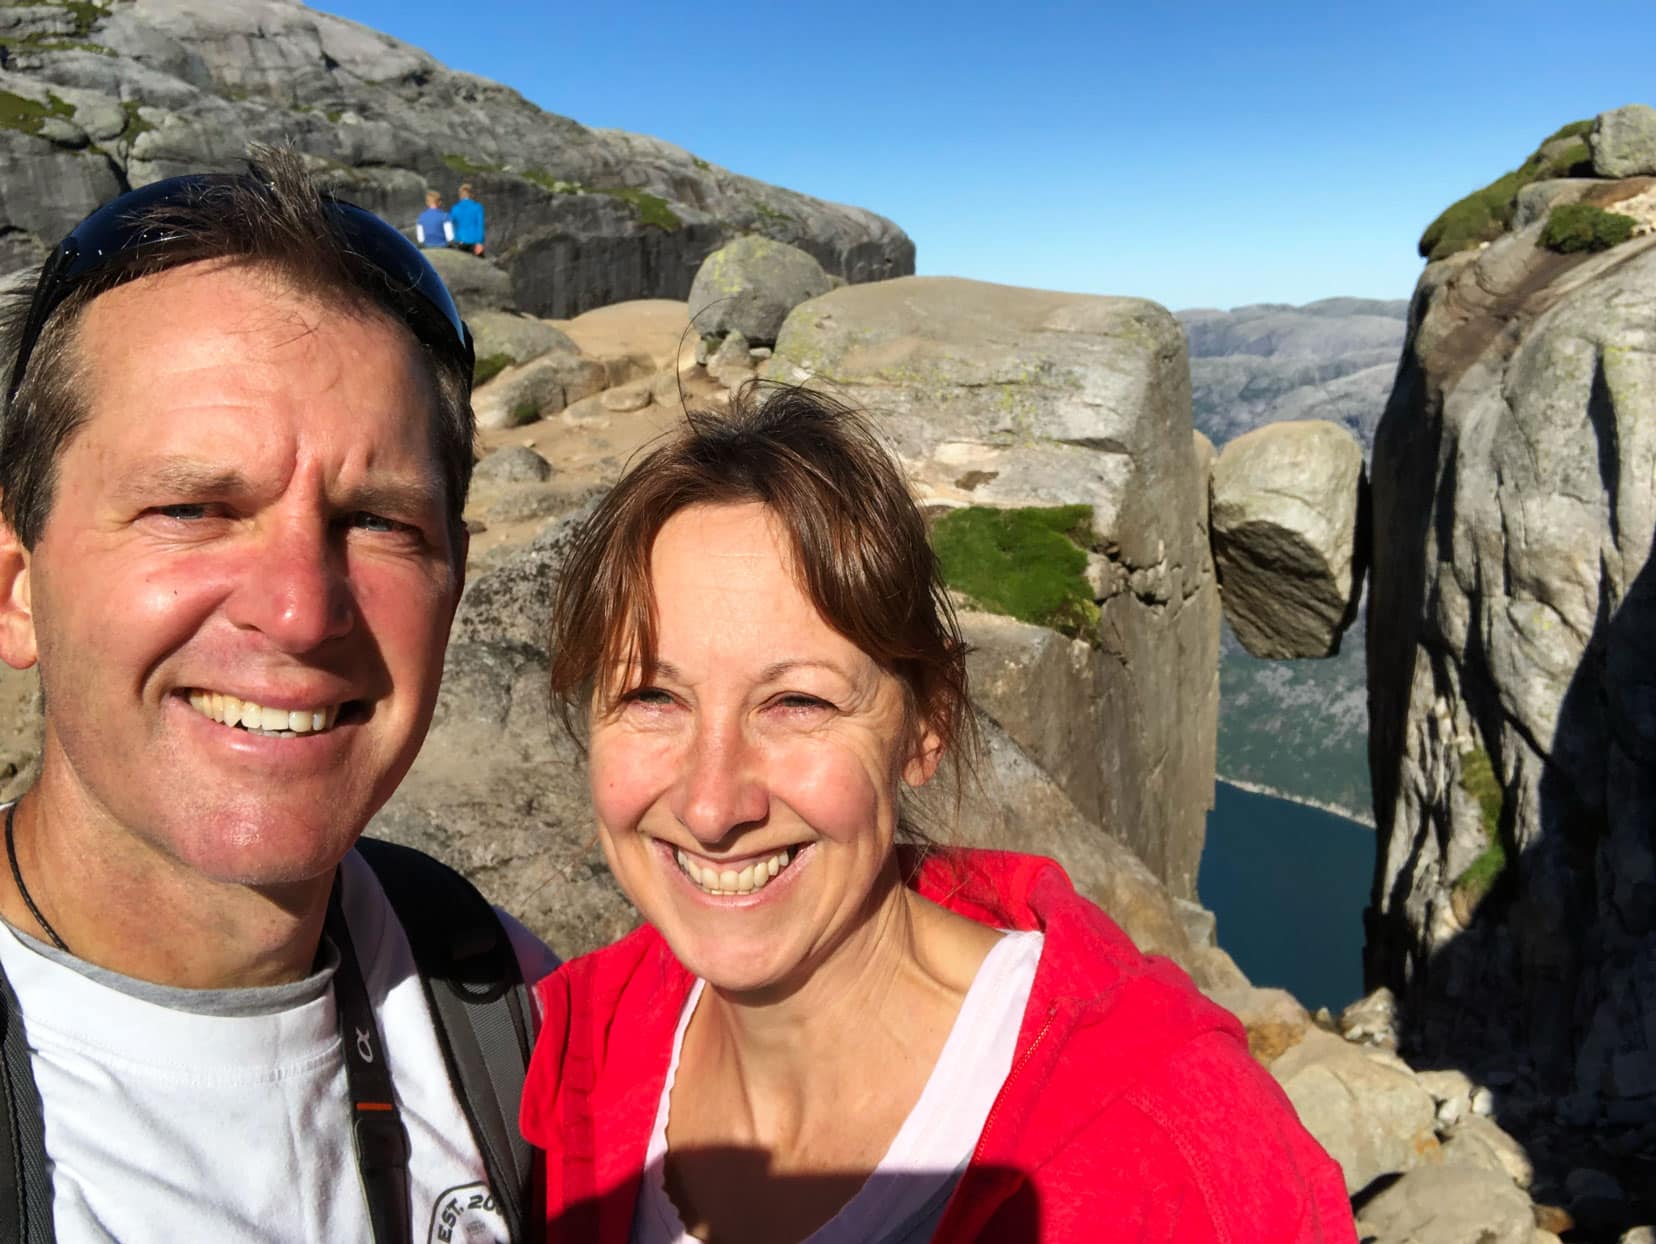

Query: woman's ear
[0,514,38,671]
[902,723,945,788]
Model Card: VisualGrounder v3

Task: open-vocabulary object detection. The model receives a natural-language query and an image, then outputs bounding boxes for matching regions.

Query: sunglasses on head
[4,173,475,410]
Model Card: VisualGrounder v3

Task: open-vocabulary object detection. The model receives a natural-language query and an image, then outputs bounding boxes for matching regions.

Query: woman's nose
[671,724,769,845]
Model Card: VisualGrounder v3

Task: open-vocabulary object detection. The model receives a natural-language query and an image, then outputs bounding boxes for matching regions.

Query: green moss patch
[521,167,578,194]
[59,1,109,34]
[601,186,680,231]
[1543,119,1593,144]
[1542,202,1637,253]
[1451,746,1508,906]
[117,100,151,141]
[0,89,75,136]
[932,505,1099,641]
[514,168,680,230]
[0,3,111,57]
[1418,120,1596,261]
[472,352,513,388]
[442,152,503,177]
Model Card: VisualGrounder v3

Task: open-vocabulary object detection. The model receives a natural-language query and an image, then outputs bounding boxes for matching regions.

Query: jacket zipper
[969,1003,1059,1165]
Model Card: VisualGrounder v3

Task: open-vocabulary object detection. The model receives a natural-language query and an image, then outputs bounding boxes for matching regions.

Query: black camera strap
[325,887,412,1244]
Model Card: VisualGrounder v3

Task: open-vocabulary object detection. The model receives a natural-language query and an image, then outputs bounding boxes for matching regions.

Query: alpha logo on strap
[428,1182,507,1244]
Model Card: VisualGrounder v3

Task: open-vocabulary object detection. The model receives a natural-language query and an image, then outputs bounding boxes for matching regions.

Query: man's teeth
[187,691,340,736]
[674,846,798,896]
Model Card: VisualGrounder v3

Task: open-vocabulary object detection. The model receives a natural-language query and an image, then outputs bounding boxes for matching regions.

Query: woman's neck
[686,869,1000,1150]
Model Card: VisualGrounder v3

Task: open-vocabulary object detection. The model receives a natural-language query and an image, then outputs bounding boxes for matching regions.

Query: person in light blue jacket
[450,183,485,256]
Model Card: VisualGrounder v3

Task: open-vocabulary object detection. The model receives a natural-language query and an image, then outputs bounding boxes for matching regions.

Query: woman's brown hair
[549,383,975,774]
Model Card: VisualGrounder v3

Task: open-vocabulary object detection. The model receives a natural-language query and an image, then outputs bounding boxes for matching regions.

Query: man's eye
[349,511,399,533]
[155,503,209,521]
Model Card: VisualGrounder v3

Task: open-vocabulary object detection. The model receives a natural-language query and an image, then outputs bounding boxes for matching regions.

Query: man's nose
[671,722,769,846]
[223,518,355,652]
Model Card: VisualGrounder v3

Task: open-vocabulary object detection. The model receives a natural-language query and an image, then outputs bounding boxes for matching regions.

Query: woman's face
[587,502,940,995]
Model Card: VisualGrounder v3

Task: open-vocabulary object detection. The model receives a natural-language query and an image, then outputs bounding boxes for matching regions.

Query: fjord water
[1198,781,1372,1013]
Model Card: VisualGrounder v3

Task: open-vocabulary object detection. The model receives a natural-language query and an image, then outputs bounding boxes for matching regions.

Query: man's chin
[135,801,373,891]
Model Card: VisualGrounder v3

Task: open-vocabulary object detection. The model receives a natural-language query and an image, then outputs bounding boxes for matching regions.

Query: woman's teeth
[187,691,341,737]
[674,846,798,896]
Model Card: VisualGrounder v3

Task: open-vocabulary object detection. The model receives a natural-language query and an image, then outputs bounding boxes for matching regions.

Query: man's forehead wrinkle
[110,452,441,513]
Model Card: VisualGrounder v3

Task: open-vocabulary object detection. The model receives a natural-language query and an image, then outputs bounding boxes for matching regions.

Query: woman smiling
[522,388,1354,1243]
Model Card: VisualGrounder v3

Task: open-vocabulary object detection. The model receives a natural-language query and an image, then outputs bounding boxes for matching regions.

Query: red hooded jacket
[521,849,1356,1242]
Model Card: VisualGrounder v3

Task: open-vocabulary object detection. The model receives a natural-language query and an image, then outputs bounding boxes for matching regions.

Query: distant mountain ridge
[0,0,914,316]
[1178,298,1407,450]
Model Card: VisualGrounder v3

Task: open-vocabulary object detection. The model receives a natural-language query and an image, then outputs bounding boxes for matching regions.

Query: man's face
[6,261,463,886]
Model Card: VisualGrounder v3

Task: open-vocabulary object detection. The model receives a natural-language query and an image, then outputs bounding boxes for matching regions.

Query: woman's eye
[775,694,832,712]
[625,686,674,707]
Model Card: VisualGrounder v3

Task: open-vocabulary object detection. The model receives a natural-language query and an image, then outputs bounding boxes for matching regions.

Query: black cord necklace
[6,803,70,954]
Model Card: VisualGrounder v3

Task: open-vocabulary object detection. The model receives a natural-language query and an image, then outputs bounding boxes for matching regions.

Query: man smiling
[0,149,553,1242]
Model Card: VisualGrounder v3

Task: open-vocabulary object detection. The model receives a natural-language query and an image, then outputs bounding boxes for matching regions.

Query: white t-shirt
[0,846,558,1244]
[632,929,1045,1244]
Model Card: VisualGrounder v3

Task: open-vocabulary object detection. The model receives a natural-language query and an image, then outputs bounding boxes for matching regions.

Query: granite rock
[687,235,832,345]
[1367,210,1656,1143]
[1355,1163,1535,1244]
[473,349,607,429]
[1591,104,1656,178]
[1211,419,1367,658]
[1270,1028,1439,1194]
[467,311,577,370]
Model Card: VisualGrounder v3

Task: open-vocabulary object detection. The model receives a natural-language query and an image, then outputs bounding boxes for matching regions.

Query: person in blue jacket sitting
[450,183,486,257]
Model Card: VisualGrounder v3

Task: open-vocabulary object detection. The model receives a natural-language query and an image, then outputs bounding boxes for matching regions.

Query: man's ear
[0,513,37,671]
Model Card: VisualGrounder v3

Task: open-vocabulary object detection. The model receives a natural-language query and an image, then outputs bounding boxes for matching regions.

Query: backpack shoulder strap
[353,836,538,1244]
[0,961,55,1244]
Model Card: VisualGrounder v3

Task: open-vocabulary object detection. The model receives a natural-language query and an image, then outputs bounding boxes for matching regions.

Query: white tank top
[631,929,1044,1244]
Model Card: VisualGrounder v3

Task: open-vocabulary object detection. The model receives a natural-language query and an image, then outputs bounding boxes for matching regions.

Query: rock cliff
[0,0,913,315]
[1367,109,1656,1209]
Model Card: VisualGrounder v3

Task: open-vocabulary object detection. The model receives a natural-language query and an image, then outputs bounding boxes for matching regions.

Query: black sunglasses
[5,173,475,410]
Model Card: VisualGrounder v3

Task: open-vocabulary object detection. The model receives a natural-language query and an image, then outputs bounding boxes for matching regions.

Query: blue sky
[314,0,1656,311]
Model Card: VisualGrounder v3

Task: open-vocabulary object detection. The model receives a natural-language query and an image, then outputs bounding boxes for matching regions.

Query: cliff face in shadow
[1366,196,1656,1171]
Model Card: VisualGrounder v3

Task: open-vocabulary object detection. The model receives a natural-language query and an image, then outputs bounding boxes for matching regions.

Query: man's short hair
[0,146,476,550]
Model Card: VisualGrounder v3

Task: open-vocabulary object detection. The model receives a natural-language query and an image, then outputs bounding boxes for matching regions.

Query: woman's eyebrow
[757,659,848,683]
